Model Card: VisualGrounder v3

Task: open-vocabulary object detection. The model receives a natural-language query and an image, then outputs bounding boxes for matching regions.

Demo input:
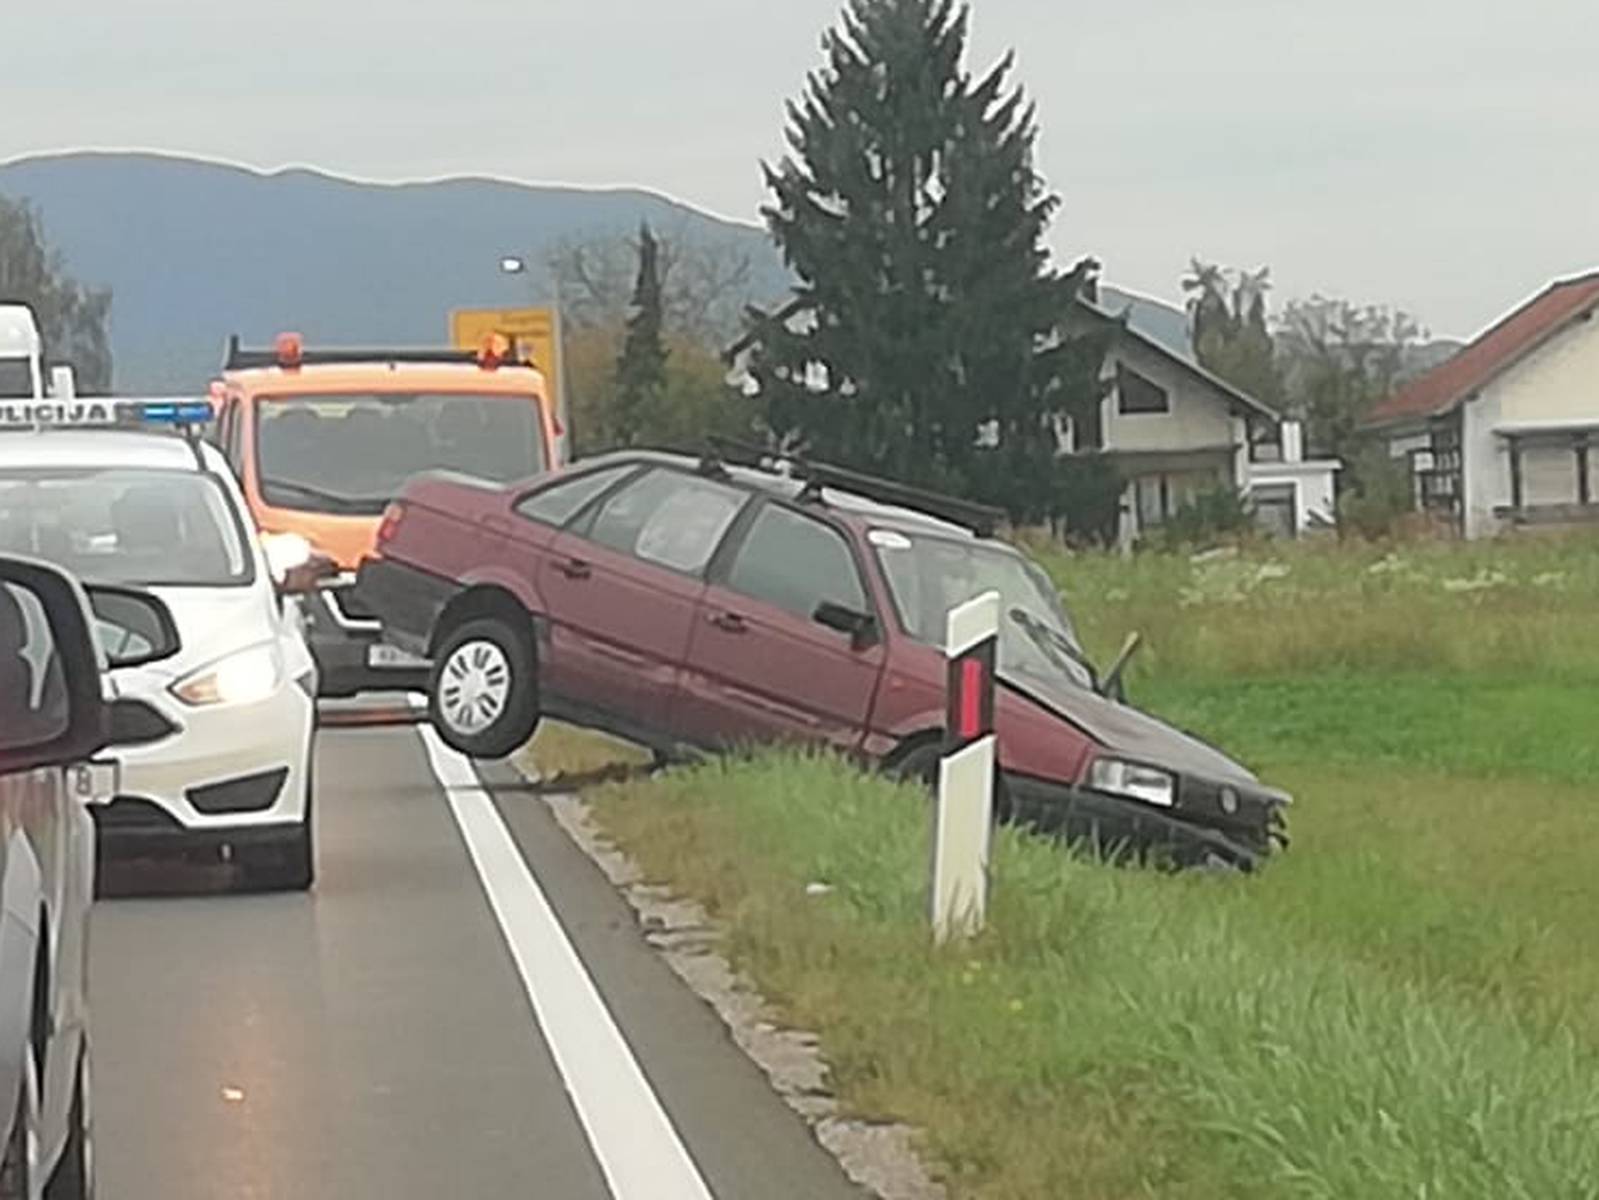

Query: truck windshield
[871,529,1097,691]
[256,392,545,515]
[0,468,253,588]
[0,359,34,400]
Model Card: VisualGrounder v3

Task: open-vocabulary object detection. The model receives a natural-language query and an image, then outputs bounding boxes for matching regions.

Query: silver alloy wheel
[438,640,512,735]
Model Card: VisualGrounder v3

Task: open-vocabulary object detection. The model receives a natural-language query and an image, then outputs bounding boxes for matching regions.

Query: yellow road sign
[449,306,564,425]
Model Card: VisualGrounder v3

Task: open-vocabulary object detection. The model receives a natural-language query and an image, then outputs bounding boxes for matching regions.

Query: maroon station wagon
[354,448,1290,870]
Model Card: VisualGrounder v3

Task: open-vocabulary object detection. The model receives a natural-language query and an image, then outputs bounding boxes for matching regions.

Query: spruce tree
[749,0,1104,519]
[612,223,669,447]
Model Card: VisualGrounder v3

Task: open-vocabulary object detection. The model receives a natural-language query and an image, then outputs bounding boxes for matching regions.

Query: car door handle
[707,611,747,634]
[554,558,591,581]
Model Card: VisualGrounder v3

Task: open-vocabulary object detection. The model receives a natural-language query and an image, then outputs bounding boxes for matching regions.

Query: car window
[587,468,745,574]
[0,581,70,750]
[0,468,253,588]
[724,504,868,620]
[515,465,635,527]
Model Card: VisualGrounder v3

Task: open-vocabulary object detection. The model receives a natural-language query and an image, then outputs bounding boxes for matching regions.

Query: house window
[1117,365,1169,415]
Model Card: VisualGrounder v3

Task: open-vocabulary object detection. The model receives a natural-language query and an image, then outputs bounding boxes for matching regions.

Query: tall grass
[594,755,1599,1198]
[557,531,1599,1196]
[1026,531,1599,681]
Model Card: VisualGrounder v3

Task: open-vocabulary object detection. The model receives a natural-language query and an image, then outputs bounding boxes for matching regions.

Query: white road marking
[420,728,715,1200]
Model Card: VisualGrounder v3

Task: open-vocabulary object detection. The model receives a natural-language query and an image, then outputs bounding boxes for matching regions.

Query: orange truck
[207,332,561,698]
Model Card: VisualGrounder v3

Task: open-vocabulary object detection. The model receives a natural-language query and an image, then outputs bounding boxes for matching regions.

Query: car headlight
[170,643,284,707]
[1086,757,1177,808]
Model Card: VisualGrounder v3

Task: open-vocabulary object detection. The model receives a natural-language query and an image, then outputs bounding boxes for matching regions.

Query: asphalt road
[89,723,866,1200]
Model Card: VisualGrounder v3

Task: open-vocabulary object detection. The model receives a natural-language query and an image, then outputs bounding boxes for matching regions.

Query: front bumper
[298,582,429,698]
[1003,773,1285,872]
[99,676,315,856]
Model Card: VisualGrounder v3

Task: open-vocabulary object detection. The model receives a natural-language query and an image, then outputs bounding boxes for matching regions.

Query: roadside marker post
[931,590,1000,944]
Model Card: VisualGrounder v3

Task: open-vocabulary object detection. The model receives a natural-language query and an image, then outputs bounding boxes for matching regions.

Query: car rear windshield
[256,392,545,515]
[0,468,253,588]
[871,528,1095,690]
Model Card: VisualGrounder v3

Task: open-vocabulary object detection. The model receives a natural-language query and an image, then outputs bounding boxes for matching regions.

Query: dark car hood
[1002,667,1258,785]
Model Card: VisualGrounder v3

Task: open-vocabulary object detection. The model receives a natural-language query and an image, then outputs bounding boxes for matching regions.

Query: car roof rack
[224,334,482,372]
[702,436,1004,537]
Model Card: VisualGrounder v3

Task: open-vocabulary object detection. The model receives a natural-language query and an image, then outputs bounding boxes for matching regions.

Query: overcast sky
[6,0,1595,338]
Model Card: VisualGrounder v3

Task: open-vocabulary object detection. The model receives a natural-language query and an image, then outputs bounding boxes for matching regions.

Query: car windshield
[871,528,1096,691]
[256,392,545,515]
[0,468,253,588]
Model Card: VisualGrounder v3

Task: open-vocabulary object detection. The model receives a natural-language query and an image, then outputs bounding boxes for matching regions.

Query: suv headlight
[170,643,284,707]
[1086,758,1177,808]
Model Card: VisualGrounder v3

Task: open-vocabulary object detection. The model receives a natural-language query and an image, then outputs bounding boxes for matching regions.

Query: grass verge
[588,753,1599,1199]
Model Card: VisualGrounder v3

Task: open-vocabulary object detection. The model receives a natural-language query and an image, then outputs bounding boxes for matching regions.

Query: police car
[0,398,319,890]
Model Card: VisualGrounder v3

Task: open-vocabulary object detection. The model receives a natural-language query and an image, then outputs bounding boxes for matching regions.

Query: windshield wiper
[260,478,390,513]
[1008,607,1100,691]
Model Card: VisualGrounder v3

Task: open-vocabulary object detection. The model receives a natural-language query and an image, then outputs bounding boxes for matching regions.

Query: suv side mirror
[813,601,880,651]
[0,556,114,776]
[84,583,182,669]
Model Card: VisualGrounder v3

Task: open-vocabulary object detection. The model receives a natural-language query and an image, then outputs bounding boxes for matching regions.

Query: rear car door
[678,501,886,751]
[537,467,747,738]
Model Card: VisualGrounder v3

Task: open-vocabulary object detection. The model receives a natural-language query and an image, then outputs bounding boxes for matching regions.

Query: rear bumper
[351,557,463,657]
[1003,773,1282,872]
[298,582,429,697]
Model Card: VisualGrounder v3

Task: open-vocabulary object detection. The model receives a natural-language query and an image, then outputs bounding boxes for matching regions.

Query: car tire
[428,617,538,760]
[0,1054,39,1200]
[44,1044,92,1200]
[889,741,1014,824]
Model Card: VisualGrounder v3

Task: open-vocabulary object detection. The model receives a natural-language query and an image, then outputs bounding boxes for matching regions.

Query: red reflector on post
[957,658,984,740]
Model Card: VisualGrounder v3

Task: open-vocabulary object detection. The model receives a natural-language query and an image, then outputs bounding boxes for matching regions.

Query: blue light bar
[137,401,214,425]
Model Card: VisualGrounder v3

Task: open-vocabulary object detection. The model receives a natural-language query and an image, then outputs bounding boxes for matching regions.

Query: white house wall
[1460,313,1599,536]
[1461,387,1503,539]
[1100,341,1240,454]
[1486,313,1599,424]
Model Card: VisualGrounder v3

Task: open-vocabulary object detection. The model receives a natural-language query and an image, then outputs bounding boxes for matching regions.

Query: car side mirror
[0,558,113,776]
[813,601,880,650]
[84,583,181,669]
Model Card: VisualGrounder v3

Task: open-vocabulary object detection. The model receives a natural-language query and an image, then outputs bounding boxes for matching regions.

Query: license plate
[367,644,428,669]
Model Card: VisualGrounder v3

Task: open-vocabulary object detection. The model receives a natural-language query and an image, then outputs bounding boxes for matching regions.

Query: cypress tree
[750,0,1104,519]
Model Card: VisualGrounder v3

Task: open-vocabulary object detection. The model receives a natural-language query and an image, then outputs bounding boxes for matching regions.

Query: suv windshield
[0,468,252,588]
[871,528,1096,691]
[257,392,545,515]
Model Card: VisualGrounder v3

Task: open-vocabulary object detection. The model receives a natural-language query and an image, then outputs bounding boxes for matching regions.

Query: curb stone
[524,767,947,1200]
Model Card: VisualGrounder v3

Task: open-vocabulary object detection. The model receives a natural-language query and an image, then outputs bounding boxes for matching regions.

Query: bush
[1149,486,1255,551]
[1337,447,1416,540]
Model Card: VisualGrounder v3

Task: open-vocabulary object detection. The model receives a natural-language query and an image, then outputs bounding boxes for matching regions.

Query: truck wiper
[260,478,389,514]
